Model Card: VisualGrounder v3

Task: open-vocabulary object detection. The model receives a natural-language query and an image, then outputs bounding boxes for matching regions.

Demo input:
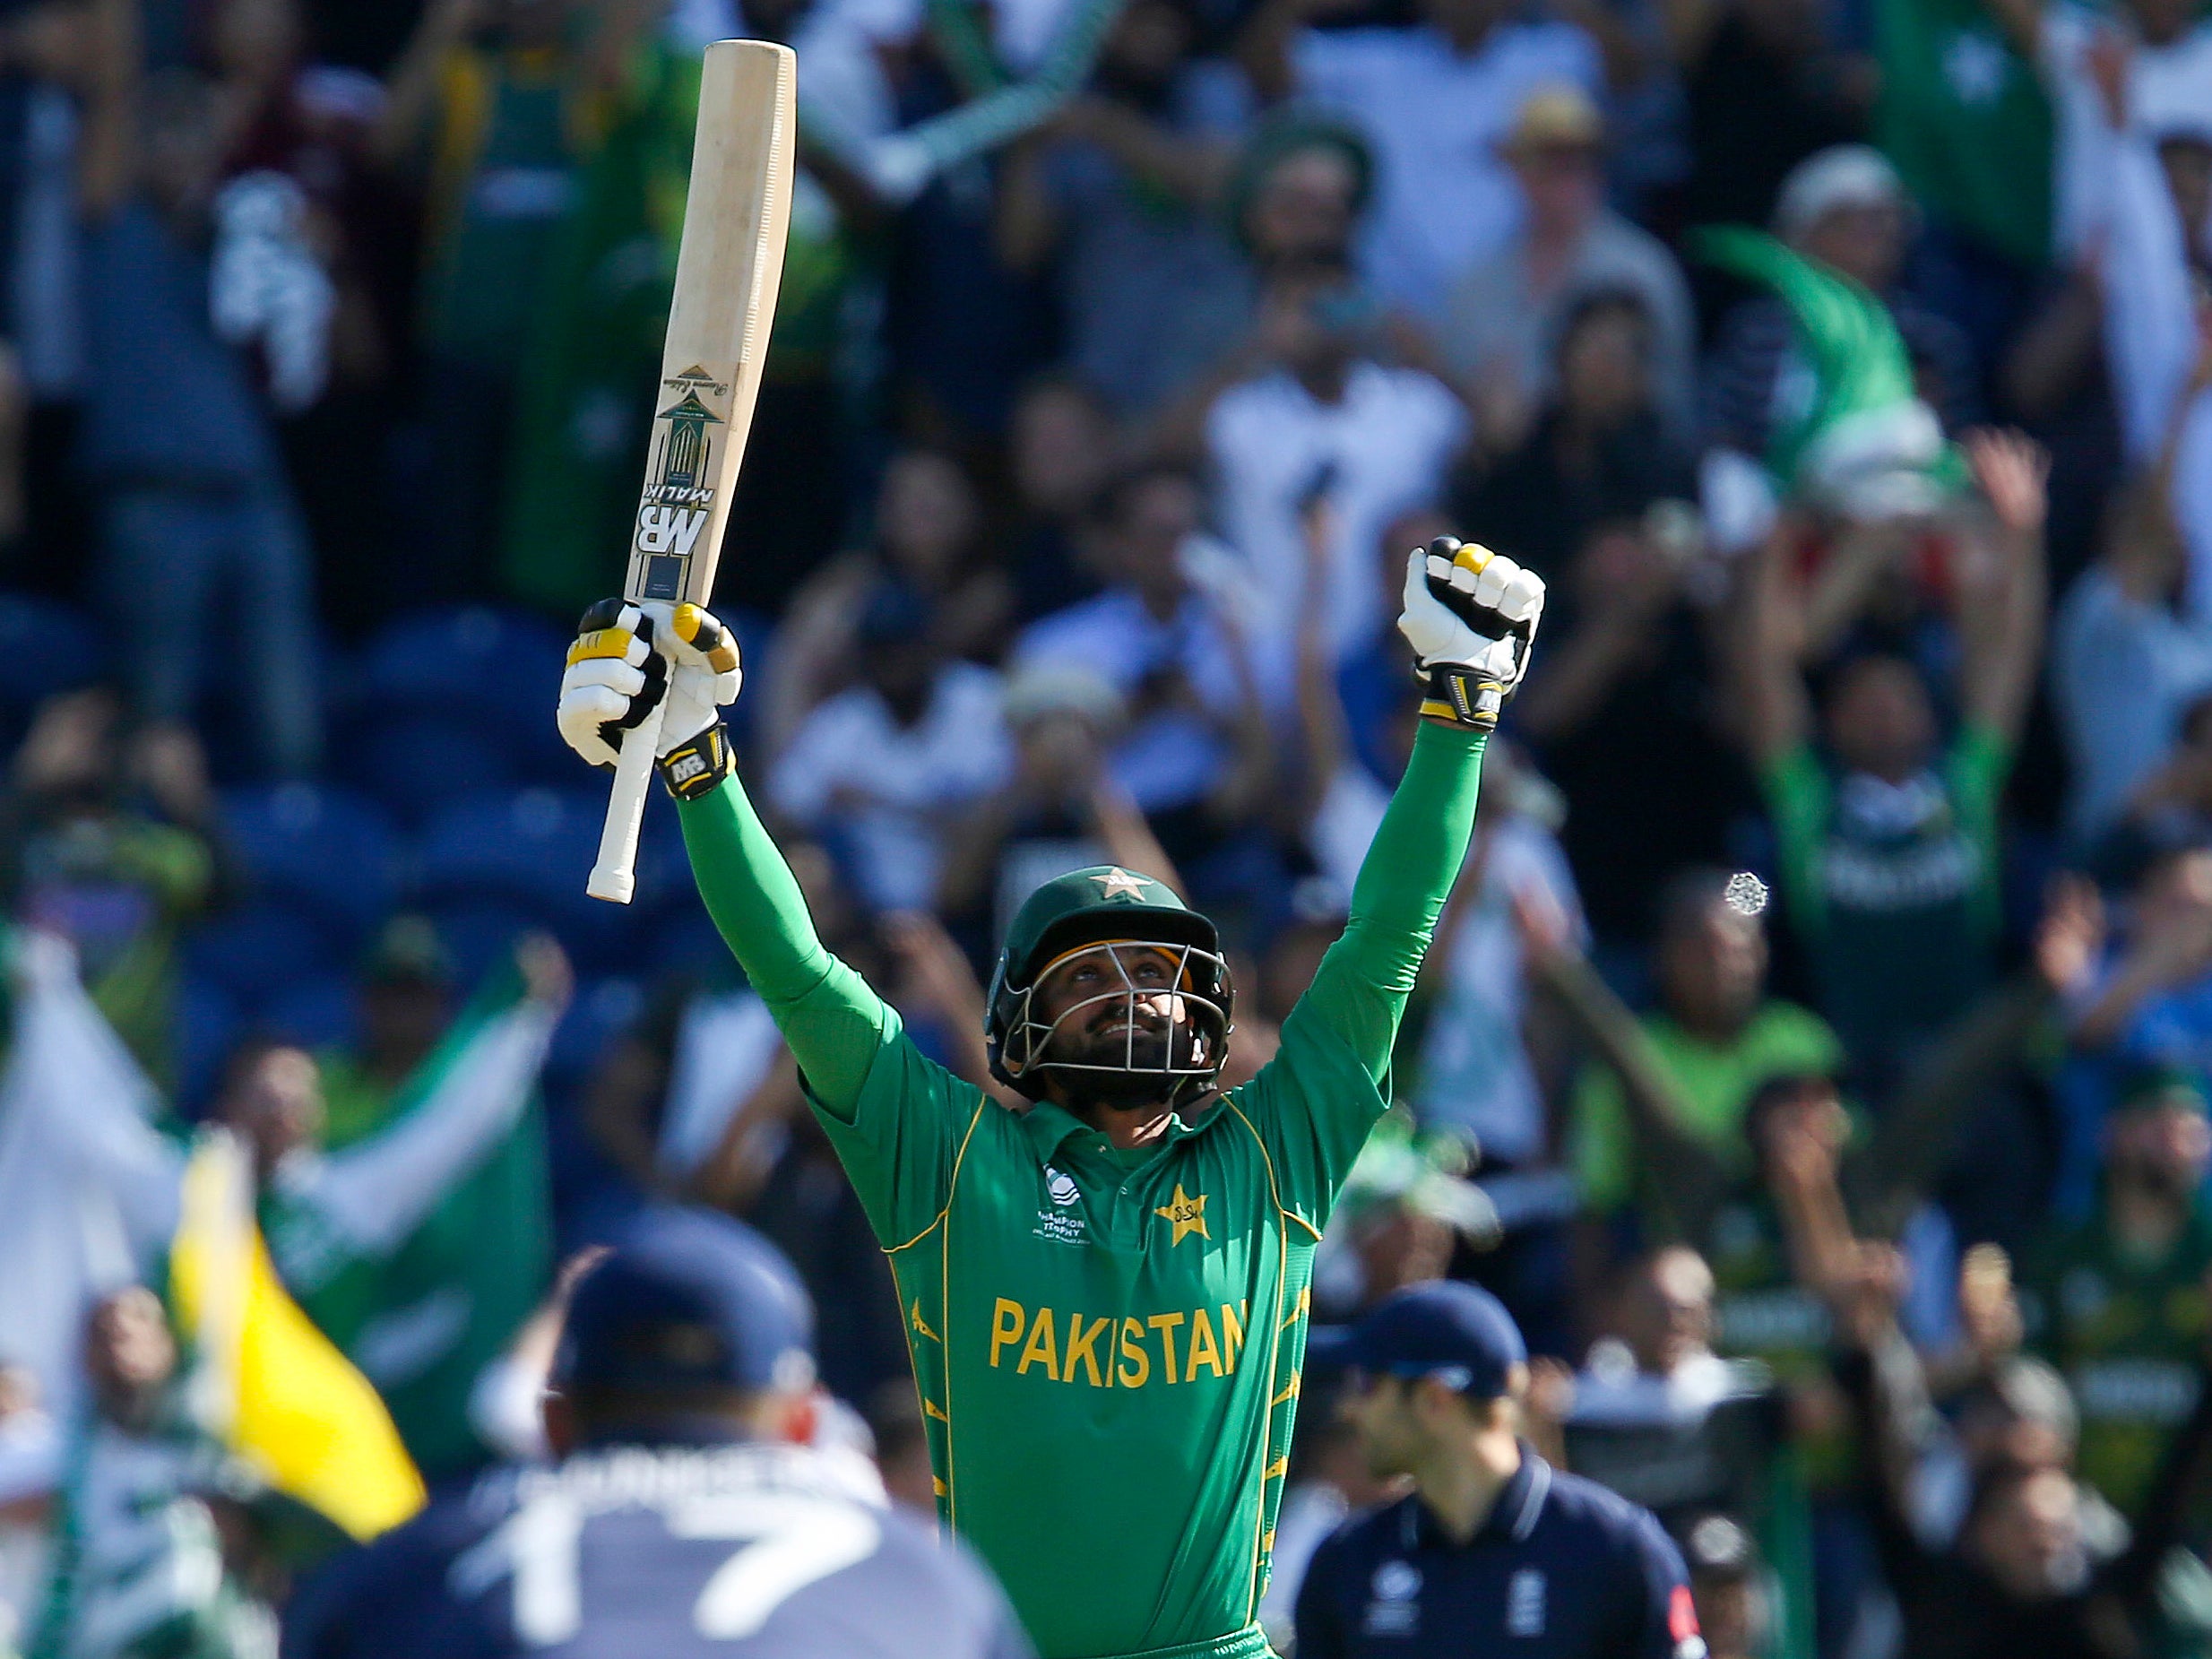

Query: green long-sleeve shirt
[678,721,1486,1659]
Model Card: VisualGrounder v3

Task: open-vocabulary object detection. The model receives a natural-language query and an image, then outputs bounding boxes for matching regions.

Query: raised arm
[1242,541,1542,1208]
[289,944,567,1275]
[1279,539,1548,1075]
[1854,877,2096,1235]
[1957,431,2050,746]
[1516,897,1734,1240]
[557,601,897,1115]
[1731,522,1816,770]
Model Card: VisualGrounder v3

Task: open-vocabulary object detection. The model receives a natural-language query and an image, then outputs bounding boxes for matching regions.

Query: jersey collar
[1400,1444,1551,1551]
[1016,1094,1226,1165]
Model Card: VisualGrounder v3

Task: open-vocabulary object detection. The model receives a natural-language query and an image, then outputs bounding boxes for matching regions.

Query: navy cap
[1308,1281,1527,1400]
[553,1206,816,1397]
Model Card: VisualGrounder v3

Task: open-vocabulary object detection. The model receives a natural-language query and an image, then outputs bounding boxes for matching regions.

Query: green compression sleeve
[1287,721,1487,1081]
[675,772,894,1118]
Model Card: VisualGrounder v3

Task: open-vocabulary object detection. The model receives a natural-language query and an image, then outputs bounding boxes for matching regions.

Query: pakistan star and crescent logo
[1092,867,1150,899]
[1155,1184,1209,1244]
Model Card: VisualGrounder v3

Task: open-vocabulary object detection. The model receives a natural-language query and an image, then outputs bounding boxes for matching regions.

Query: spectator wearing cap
[1008,464,1272,886]
[1237,0,1601,322]
[768,582,1014,914]
[1295,1282,1702,1659]
[284,1206,1032,1659]
[1704,146,1982,472]
[2018,1066,2212,1522]
[1225,111,1372,281]
[1441,84,1697,454]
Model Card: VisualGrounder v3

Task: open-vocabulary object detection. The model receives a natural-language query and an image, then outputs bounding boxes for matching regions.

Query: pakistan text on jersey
[1818,837,1978,911]
[987,1299,1251,1387]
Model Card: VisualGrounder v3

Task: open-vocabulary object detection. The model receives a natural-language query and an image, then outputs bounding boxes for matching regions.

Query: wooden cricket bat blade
[588,39,796,904]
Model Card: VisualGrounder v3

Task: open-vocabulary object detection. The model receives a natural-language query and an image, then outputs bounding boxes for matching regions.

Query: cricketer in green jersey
[555,538,1546,1659]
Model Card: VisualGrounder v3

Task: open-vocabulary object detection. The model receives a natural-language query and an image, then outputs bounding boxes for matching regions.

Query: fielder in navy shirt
[1296,1283,1703,1659]
[283,1207,1030,1659]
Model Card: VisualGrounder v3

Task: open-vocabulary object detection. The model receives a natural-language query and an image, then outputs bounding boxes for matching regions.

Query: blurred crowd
[0,0,2207,1653]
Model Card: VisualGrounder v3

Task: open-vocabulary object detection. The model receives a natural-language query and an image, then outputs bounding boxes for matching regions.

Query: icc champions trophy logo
[633,365,729,601]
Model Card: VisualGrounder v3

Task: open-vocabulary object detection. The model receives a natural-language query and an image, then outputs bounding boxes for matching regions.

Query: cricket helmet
[985,866,1233,1109]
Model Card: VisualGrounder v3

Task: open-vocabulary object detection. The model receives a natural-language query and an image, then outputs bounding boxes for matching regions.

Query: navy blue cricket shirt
[1292,1447,1705,1659]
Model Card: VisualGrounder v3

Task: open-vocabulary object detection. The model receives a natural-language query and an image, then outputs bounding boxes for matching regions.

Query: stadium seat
[546,976,647,1088]
[218,782,400,950]
[184,903,337,1009]
[260,973,359,1053]
[415,788,637,972]
[0,594,101,746]
[342,607,574,817]
[172,974,240,1119]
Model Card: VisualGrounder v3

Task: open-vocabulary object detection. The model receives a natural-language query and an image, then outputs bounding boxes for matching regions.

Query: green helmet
[985,866,1234,1107]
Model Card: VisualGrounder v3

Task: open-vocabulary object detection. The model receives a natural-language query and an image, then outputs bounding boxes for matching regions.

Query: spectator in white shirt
[1238,0,1602,319]
[2053,468,2212,846]
[1205,261,1471,673]
[769,583,1015,913]
[1441,82,1697,453]
[1987,0,2212,259]
[2069,46,2212,618]
[1011,465,1273,864]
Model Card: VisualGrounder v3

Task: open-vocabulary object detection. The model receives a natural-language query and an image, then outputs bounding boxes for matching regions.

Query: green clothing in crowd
[2023,1203,2212,1521]
[1571,1004,1845,1216]
[1874,0,2053,268]
[1763,726,2009,1074]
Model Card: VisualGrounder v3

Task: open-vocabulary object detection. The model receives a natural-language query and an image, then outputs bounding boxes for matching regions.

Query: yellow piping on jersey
[1223,1098,1294,1624]
[883,1100,989,1256]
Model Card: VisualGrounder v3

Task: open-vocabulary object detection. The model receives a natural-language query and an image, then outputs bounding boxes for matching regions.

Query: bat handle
[587,701,669,904]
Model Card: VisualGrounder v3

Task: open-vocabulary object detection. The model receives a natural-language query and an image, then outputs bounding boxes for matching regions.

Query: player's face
[1338,1373,1424,1480]
[1034,943,1190,1075]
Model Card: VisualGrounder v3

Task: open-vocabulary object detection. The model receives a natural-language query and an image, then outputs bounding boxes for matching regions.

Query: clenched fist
[1397,537,1544,730]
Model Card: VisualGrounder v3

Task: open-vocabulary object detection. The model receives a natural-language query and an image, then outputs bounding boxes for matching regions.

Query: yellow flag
[168,1131,427,1541]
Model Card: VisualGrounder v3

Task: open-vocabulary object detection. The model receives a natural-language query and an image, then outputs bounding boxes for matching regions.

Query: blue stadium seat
[218,782,400,950]
[546,976,646,1088]
[260,973,359,1053]
[415,789,637,972]
[172,974,240,1119]
[184,903,337,1008]
[357,606,570,731]
[0,594,100,710]
[341,712,520,825]
[344,607,574,817]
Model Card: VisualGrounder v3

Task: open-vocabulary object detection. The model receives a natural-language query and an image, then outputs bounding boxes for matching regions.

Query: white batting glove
[1397,537,1544,730]
[557,599,741,771]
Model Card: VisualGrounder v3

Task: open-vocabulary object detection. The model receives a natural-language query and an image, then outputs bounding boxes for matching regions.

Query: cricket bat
[587,39,797,904]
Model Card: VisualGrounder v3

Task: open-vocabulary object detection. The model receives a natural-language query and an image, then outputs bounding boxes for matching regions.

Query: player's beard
[1041,997,1195,1109]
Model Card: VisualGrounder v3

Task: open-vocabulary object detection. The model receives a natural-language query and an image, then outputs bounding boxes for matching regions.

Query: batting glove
[1397,537,1544,730]
[557,600,741,773]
